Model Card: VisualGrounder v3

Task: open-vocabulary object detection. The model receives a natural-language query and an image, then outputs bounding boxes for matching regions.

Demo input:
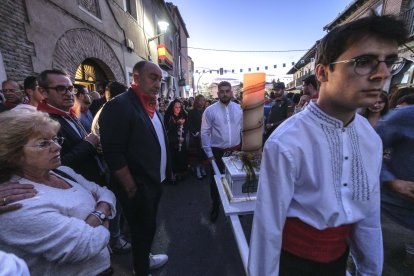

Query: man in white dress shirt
[201,81,242,222]
[249,15,408,276]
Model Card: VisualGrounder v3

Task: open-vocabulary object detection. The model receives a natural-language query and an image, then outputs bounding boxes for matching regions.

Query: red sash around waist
[282,218,353,263]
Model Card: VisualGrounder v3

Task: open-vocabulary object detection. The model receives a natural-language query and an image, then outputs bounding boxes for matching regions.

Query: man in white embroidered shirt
[248,15,408,276]
[201,81,242,222]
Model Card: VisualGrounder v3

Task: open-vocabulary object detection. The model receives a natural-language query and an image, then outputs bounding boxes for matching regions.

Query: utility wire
[183,46,308,53]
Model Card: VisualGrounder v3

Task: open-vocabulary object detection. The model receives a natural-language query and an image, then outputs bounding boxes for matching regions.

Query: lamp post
[196,67,213,94]
[147,21,169,61]
[196,70,206,95]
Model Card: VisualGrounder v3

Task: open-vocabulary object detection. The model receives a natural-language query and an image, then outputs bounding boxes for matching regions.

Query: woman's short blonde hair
[0,110,60,182]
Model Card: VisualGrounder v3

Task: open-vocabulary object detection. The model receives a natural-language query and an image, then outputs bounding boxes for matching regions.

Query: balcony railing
[401,6,414,38]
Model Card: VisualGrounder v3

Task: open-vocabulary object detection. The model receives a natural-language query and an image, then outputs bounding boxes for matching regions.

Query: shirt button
[343,183,348,187]
[342,128,346,132]
[344,156,348,160]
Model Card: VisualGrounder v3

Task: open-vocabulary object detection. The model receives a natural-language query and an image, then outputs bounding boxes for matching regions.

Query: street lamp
[147,21,169,42]
[196,70,206,94]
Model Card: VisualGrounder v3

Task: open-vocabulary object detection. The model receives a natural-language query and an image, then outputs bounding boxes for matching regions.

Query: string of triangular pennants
[194,58,314,74]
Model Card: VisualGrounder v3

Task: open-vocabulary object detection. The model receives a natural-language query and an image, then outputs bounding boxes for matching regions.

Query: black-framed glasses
[44,85,74,94]
[330,55,405,76]
[26,137,65,149]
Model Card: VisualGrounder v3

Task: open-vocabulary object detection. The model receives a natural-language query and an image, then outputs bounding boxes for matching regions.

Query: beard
[220,96,230,104]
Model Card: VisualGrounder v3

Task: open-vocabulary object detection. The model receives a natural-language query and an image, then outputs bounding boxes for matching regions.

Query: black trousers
[279,249,349,276]
[209,147,229,213]
[118,189,161,276]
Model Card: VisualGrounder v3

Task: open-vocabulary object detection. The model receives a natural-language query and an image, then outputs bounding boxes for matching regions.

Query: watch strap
[90,210,106,224]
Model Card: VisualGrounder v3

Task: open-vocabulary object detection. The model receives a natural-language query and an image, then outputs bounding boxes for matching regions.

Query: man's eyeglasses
[44,85,74,95]
[26,137,65,149]
[329,55,405,76]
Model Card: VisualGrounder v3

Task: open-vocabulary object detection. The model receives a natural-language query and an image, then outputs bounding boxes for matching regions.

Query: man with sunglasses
[36,69,105,187]
[249,15,408,276]
[0,80,25,113]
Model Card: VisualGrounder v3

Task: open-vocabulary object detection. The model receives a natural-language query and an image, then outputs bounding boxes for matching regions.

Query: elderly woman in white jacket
[0,110,116,276]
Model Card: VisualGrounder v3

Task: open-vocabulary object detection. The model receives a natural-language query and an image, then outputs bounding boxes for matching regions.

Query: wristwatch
[91,210,107,224]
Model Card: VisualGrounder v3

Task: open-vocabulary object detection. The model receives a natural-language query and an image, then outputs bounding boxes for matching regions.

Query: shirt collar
[306,101,350,128]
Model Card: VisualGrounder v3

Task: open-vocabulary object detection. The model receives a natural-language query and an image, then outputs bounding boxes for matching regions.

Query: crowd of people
[0,14,413,276]
[0,60,227,275]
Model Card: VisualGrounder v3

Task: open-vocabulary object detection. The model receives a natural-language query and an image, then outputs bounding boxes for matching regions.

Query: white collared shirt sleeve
[348,205,383,276]
[348,147,383,276]
[248,139,296,276]
[201,106,214,158]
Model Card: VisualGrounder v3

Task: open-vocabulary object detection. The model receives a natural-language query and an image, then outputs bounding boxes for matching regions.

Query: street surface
[112,170,413,276]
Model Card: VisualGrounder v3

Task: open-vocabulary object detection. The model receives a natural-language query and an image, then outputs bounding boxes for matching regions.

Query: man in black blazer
[36,70,105,186]
[99,61,170,276]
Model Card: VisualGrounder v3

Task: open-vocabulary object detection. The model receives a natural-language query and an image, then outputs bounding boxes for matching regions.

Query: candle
[241,73,265,152]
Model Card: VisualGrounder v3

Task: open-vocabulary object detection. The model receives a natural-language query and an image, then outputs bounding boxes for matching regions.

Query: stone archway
[52,28,125,84]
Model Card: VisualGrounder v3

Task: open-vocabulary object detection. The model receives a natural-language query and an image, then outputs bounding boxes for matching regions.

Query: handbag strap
[52,169,77,183]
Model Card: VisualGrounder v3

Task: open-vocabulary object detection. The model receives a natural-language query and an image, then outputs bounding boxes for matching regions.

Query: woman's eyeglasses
[26,137,65,149]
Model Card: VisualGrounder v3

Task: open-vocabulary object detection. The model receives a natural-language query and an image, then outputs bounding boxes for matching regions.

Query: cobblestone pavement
[111,171,413,276]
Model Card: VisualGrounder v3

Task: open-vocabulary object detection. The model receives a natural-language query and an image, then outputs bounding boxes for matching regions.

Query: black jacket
[49,114,106,186]
[99,89,171,199]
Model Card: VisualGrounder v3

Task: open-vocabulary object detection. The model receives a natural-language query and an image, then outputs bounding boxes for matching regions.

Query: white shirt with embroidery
[248,102,383,276]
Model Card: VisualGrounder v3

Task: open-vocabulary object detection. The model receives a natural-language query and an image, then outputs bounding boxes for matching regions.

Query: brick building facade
[0,0,191,97]
[0,0,36,82]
